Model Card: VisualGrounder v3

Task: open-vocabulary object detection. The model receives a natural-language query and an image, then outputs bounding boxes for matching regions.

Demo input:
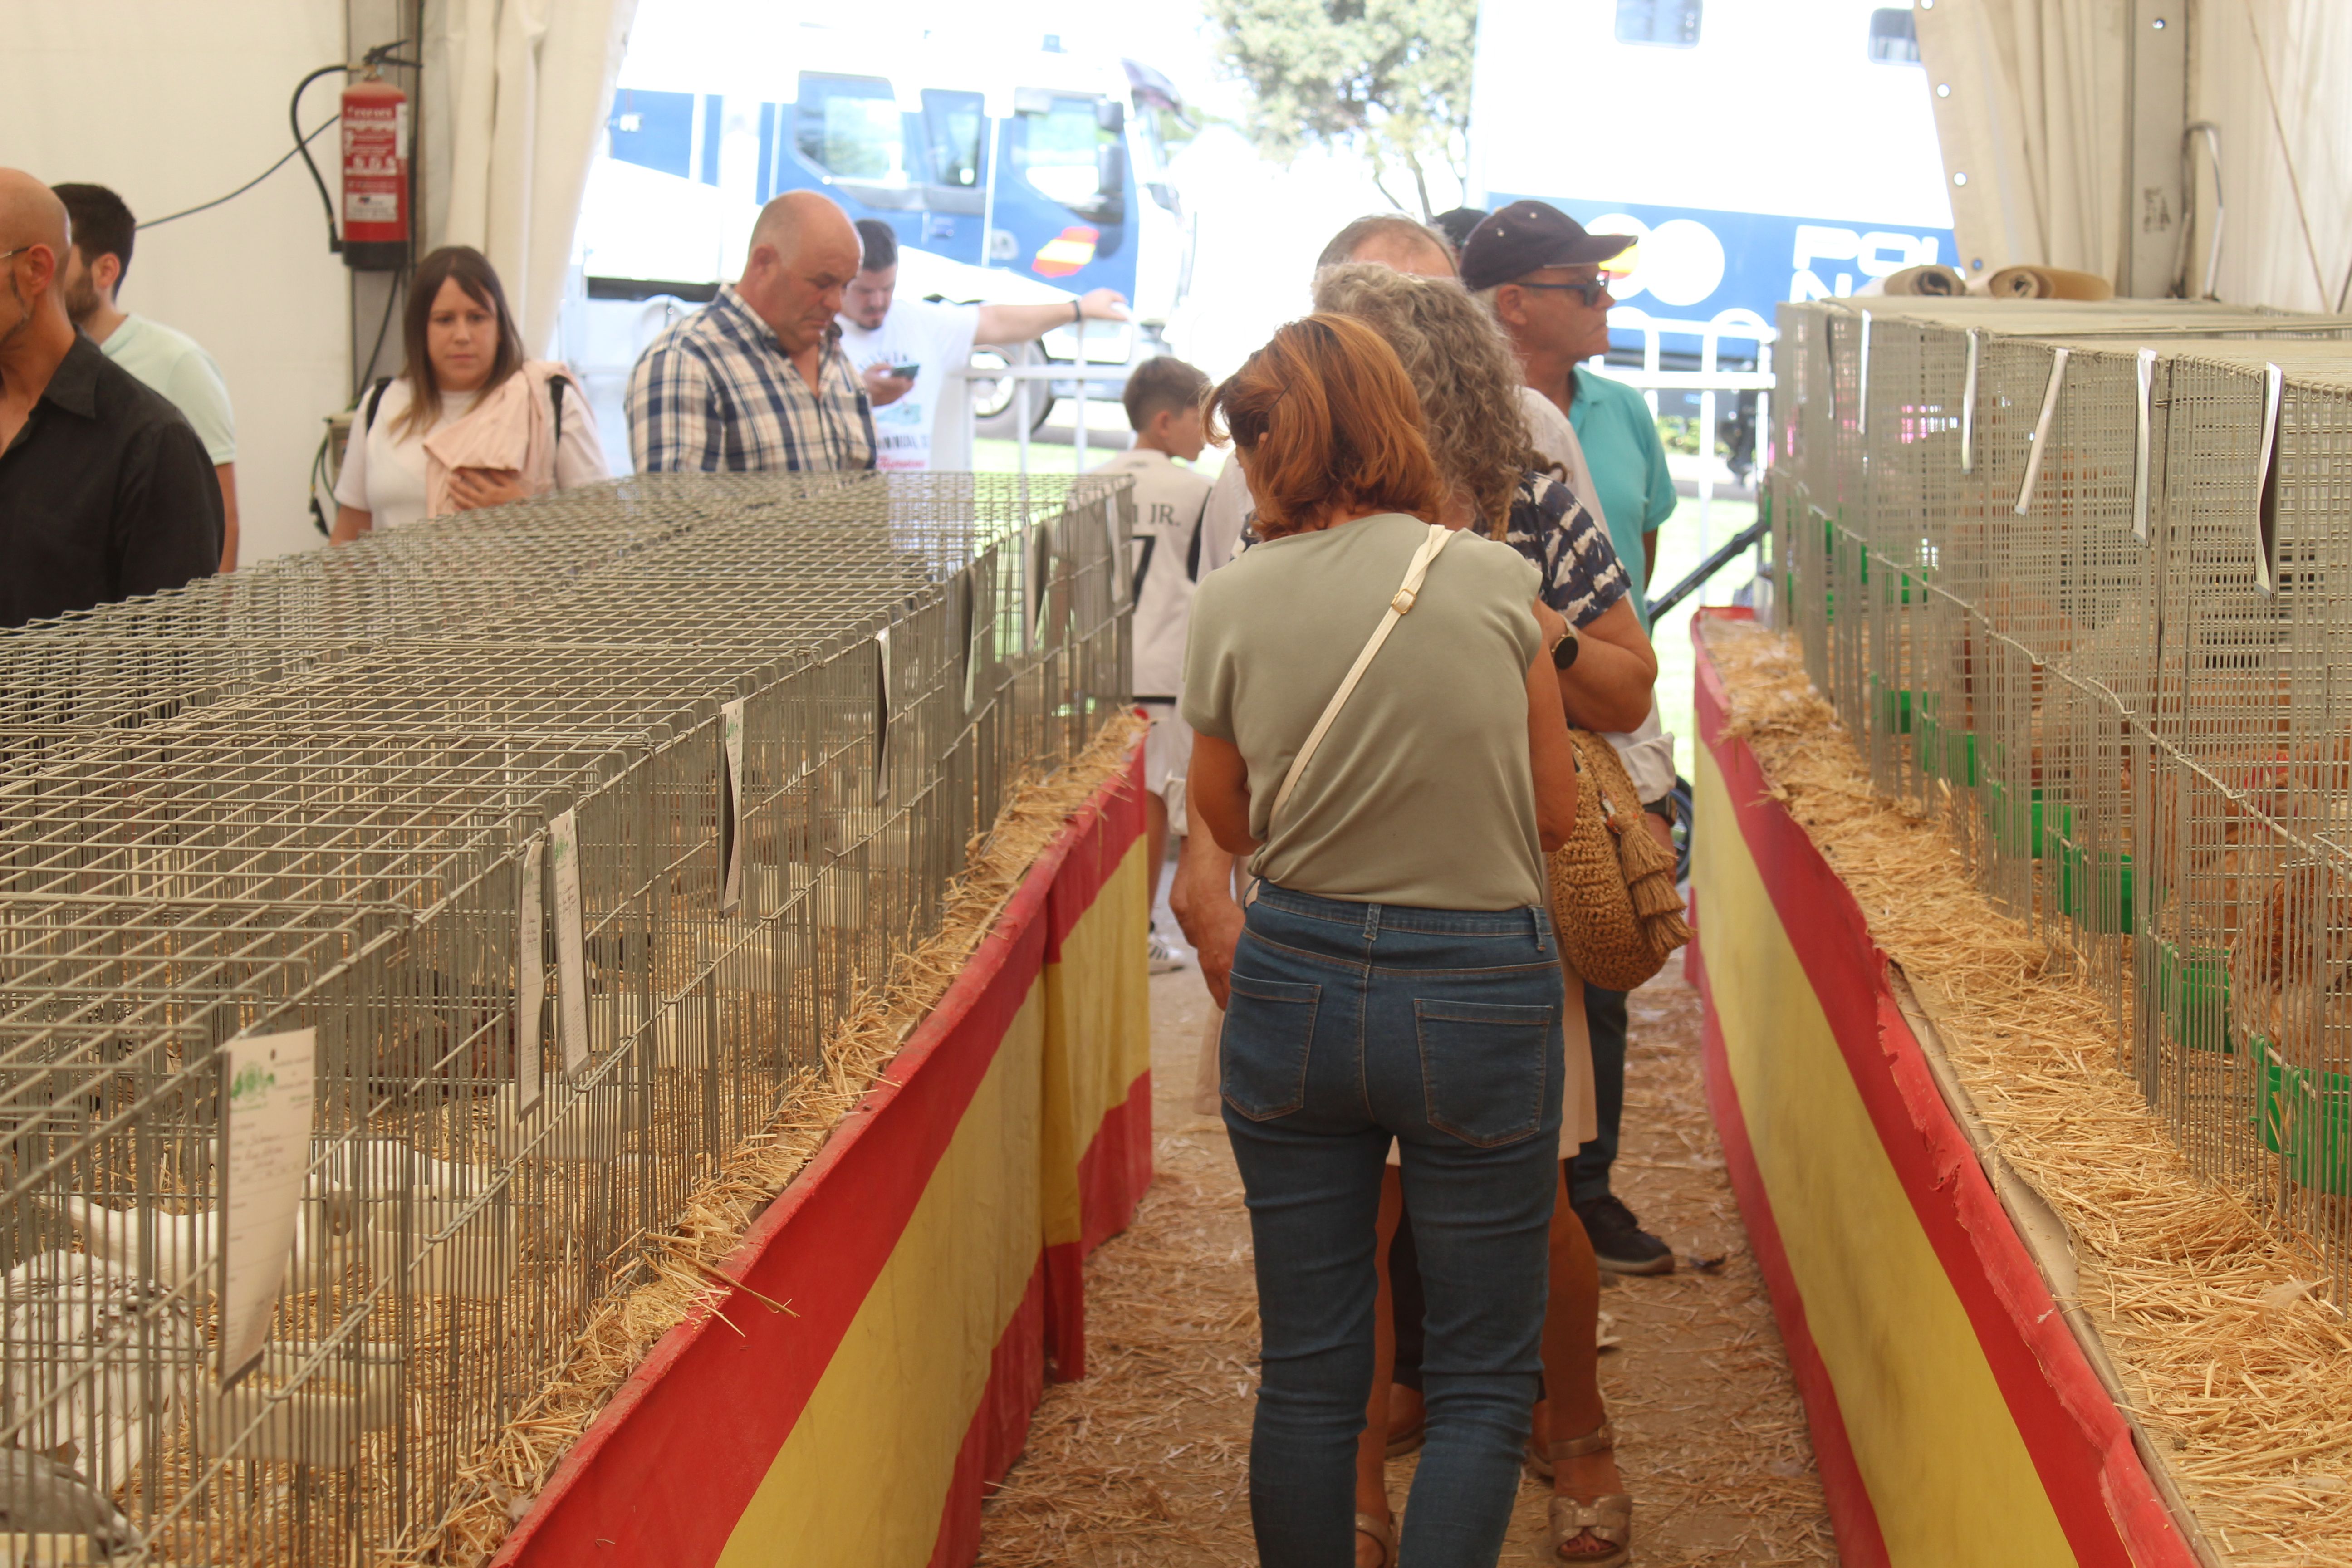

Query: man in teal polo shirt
[1466,200,1681,1277]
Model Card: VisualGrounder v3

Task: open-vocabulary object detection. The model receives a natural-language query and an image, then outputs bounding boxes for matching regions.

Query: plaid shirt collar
[710,285,850,378]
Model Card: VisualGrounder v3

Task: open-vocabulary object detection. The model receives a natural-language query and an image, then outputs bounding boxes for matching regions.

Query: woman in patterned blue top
[1304,261,1656,1568]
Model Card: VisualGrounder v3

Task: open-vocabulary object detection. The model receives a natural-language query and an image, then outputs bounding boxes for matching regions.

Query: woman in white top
[331,245,606,541]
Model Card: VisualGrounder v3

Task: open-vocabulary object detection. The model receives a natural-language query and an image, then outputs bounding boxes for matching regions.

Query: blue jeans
[1221,883,1565,1568]
[1568,984,1629,1206]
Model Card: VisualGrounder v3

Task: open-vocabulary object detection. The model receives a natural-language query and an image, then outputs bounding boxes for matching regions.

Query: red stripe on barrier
[494,749,1146,1568]
[1077,1071,1153,1258]
[1042,1072,1154,1381]
[1692,610,2196,1568]
[926,1258,1050,1568]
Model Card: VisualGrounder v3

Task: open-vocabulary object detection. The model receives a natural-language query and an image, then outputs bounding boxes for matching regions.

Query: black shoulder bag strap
[363,377,394,432]
[548,373,575,490]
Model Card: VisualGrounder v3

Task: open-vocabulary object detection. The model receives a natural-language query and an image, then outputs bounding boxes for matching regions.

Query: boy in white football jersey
[1091,356,1212,970]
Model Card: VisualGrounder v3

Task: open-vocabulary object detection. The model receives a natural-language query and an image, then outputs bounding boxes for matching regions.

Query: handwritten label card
[549,808,590,1079]
[720,699,746,914]
[219,1028,316,1385]
[517,835,547,1113]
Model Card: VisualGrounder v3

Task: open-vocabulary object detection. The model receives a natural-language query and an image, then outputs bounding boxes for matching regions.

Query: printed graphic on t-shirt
[869,381,931,471]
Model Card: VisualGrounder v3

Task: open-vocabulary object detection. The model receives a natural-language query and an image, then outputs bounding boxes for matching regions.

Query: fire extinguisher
[339,71,409,271]
[294,45,414,270]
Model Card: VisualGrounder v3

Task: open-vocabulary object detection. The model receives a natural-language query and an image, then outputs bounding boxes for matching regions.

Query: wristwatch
[1550,622,1582,670]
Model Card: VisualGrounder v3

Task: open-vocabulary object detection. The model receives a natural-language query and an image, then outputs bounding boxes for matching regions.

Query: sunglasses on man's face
[1517,277,1611,307]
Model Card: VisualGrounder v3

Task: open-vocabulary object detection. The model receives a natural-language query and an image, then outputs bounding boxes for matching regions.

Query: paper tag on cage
[516,836,547,1113]
[1960,328,1980,475]
[2132,348,2157,541]
[2013,347,2070,515]
[1105,492,1132,608]
[720,699,746,914]
[1855,310,1872,439]
[1024,524,1046,650]
[550,808,590,1079]
[959,569,979,715]
[219,1027,316,1386]
[872,628,893,804]
[2254,362,2284,595]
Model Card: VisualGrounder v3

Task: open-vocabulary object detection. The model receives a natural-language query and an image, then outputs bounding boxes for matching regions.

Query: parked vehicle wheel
[972,343,1056,438]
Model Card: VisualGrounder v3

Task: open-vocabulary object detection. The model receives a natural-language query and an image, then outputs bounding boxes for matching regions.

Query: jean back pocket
[1222,971,1322,1122]
[1414,999,1556,1147]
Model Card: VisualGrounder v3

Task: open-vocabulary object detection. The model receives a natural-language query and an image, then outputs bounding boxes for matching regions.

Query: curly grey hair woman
[1310,261,1542,538]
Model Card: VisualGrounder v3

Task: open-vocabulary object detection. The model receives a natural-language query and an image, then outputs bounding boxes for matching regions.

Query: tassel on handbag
[1547,732,1692,990]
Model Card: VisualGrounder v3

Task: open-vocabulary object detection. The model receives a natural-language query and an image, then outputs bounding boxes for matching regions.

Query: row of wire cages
[1764,294,2352,1294]
[0,471,1135,1563]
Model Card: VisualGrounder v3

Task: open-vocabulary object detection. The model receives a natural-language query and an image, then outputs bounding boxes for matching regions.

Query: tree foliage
[1209,0,1475,220]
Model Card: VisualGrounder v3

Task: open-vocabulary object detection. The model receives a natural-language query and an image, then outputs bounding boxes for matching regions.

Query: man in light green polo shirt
[54,183,239,571]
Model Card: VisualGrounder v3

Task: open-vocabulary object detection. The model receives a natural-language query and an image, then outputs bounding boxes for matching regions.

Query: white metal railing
[948,319,1133,475]
[1587,305,1779,585]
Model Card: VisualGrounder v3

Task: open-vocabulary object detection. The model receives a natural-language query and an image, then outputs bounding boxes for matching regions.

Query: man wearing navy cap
[1466,200,1682,1277]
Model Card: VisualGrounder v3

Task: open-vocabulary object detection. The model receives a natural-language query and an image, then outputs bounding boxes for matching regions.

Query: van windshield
[1013,92,1124,224]
[794,74,910,187]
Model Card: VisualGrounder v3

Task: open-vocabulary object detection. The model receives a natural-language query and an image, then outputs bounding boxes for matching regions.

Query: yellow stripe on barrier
[1044,838,1153,1250]
[716,985,1048,1567]
[1694,748,2071,1565]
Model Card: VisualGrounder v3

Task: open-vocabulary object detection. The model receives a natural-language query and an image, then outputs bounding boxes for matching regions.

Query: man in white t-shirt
[837,220,1130,471]
[53,183,239,571]
[1088,355,1212,970]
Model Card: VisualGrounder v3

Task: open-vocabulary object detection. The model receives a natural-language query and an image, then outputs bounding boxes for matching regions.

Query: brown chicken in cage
[2232,857,2352,1075]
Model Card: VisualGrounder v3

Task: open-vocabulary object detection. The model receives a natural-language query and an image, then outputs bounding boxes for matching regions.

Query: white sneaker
[1148,932,1186,974]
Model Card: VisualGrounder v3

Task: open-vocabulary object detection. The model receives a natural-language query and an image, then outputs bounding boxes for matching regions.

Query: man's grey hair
[1315,213,1456,271]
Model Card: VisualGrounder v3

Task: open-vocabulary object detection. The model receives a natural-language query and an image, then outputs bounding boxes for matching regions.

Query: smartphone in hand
[889,363,921,378]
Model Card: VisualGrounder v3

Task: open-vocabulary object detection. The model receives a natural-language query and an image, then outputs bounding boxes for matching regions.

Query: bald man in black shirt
[0,168,220,627]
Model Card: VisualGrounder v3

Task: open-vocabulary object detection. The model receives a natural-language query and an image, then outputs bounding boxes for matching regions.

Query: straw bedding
[400,713,1146,1566]
[1704,617,2352,1565]
[975,954,1837,1566]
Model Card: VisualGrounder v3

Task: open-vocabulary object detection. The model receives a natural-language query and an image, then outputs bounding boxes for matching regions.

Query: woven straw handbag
[1547,730,1692,990]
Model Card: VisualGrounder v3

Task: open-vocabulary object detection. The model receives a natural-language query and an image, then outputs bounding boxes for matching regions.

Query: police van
[563,6,1199,462]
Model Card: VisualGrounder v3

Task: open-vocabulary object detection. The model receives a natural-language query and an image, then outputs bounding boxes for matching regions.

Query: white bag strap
[1270,522,1455,823]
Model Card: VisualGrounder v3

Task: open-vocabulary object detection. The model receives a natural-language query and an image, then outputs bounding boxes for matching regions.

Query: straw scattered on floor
[403,714,1146,1567]
[1705,617,2352,1565]
[976,951,1837,1566]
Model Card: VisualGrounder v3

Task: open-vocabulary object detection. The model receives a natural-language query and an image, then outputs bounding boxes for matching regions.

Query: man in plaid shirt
[627,191,877,473]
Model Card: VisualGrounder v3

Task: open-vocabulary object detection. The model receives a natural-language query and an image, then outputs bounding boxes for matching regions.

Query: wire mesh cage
[1764,298,2352,1299]
[0,470,1136,1563]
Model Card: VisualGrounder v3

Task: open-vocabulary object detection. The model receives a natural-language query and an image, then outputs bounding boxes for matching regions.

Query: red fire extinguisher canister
[340,72,410,270]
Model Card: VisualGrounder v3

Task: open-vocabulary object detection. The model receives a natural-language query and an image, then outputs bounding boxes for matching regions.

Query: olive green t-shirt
[1181,511,1546,910]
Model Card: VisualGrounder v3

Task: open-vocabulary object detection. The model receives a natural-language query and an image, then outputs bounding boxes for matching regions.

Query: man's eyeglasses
[1515,278,1612,307]
[0,247,29,266]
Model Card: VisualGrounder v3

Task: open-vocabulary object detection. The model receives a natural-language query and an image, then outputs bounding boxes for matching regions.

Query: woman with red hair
[1184,314,1583,1568]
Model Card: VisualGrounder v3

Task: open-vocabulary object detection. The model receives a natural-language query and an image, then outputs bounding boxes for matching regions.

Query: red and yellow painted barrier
[493,750,1153,1568]
[1689,611,2195,1568]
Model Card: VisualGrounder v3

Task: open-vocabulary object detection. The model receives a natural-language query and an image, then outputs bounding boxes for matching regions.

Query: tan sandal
[1533,1421,1631,1567]
[1354,1511,1396,1568]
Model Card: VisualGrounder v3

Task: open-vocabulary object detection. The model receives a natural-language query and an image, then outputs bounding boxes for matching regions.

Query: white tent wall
[2190,0,2352,311]
[7,2,352,567]
[423,0,639,356]
[1913,0,2128,282]
[1912,0,2352,308]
